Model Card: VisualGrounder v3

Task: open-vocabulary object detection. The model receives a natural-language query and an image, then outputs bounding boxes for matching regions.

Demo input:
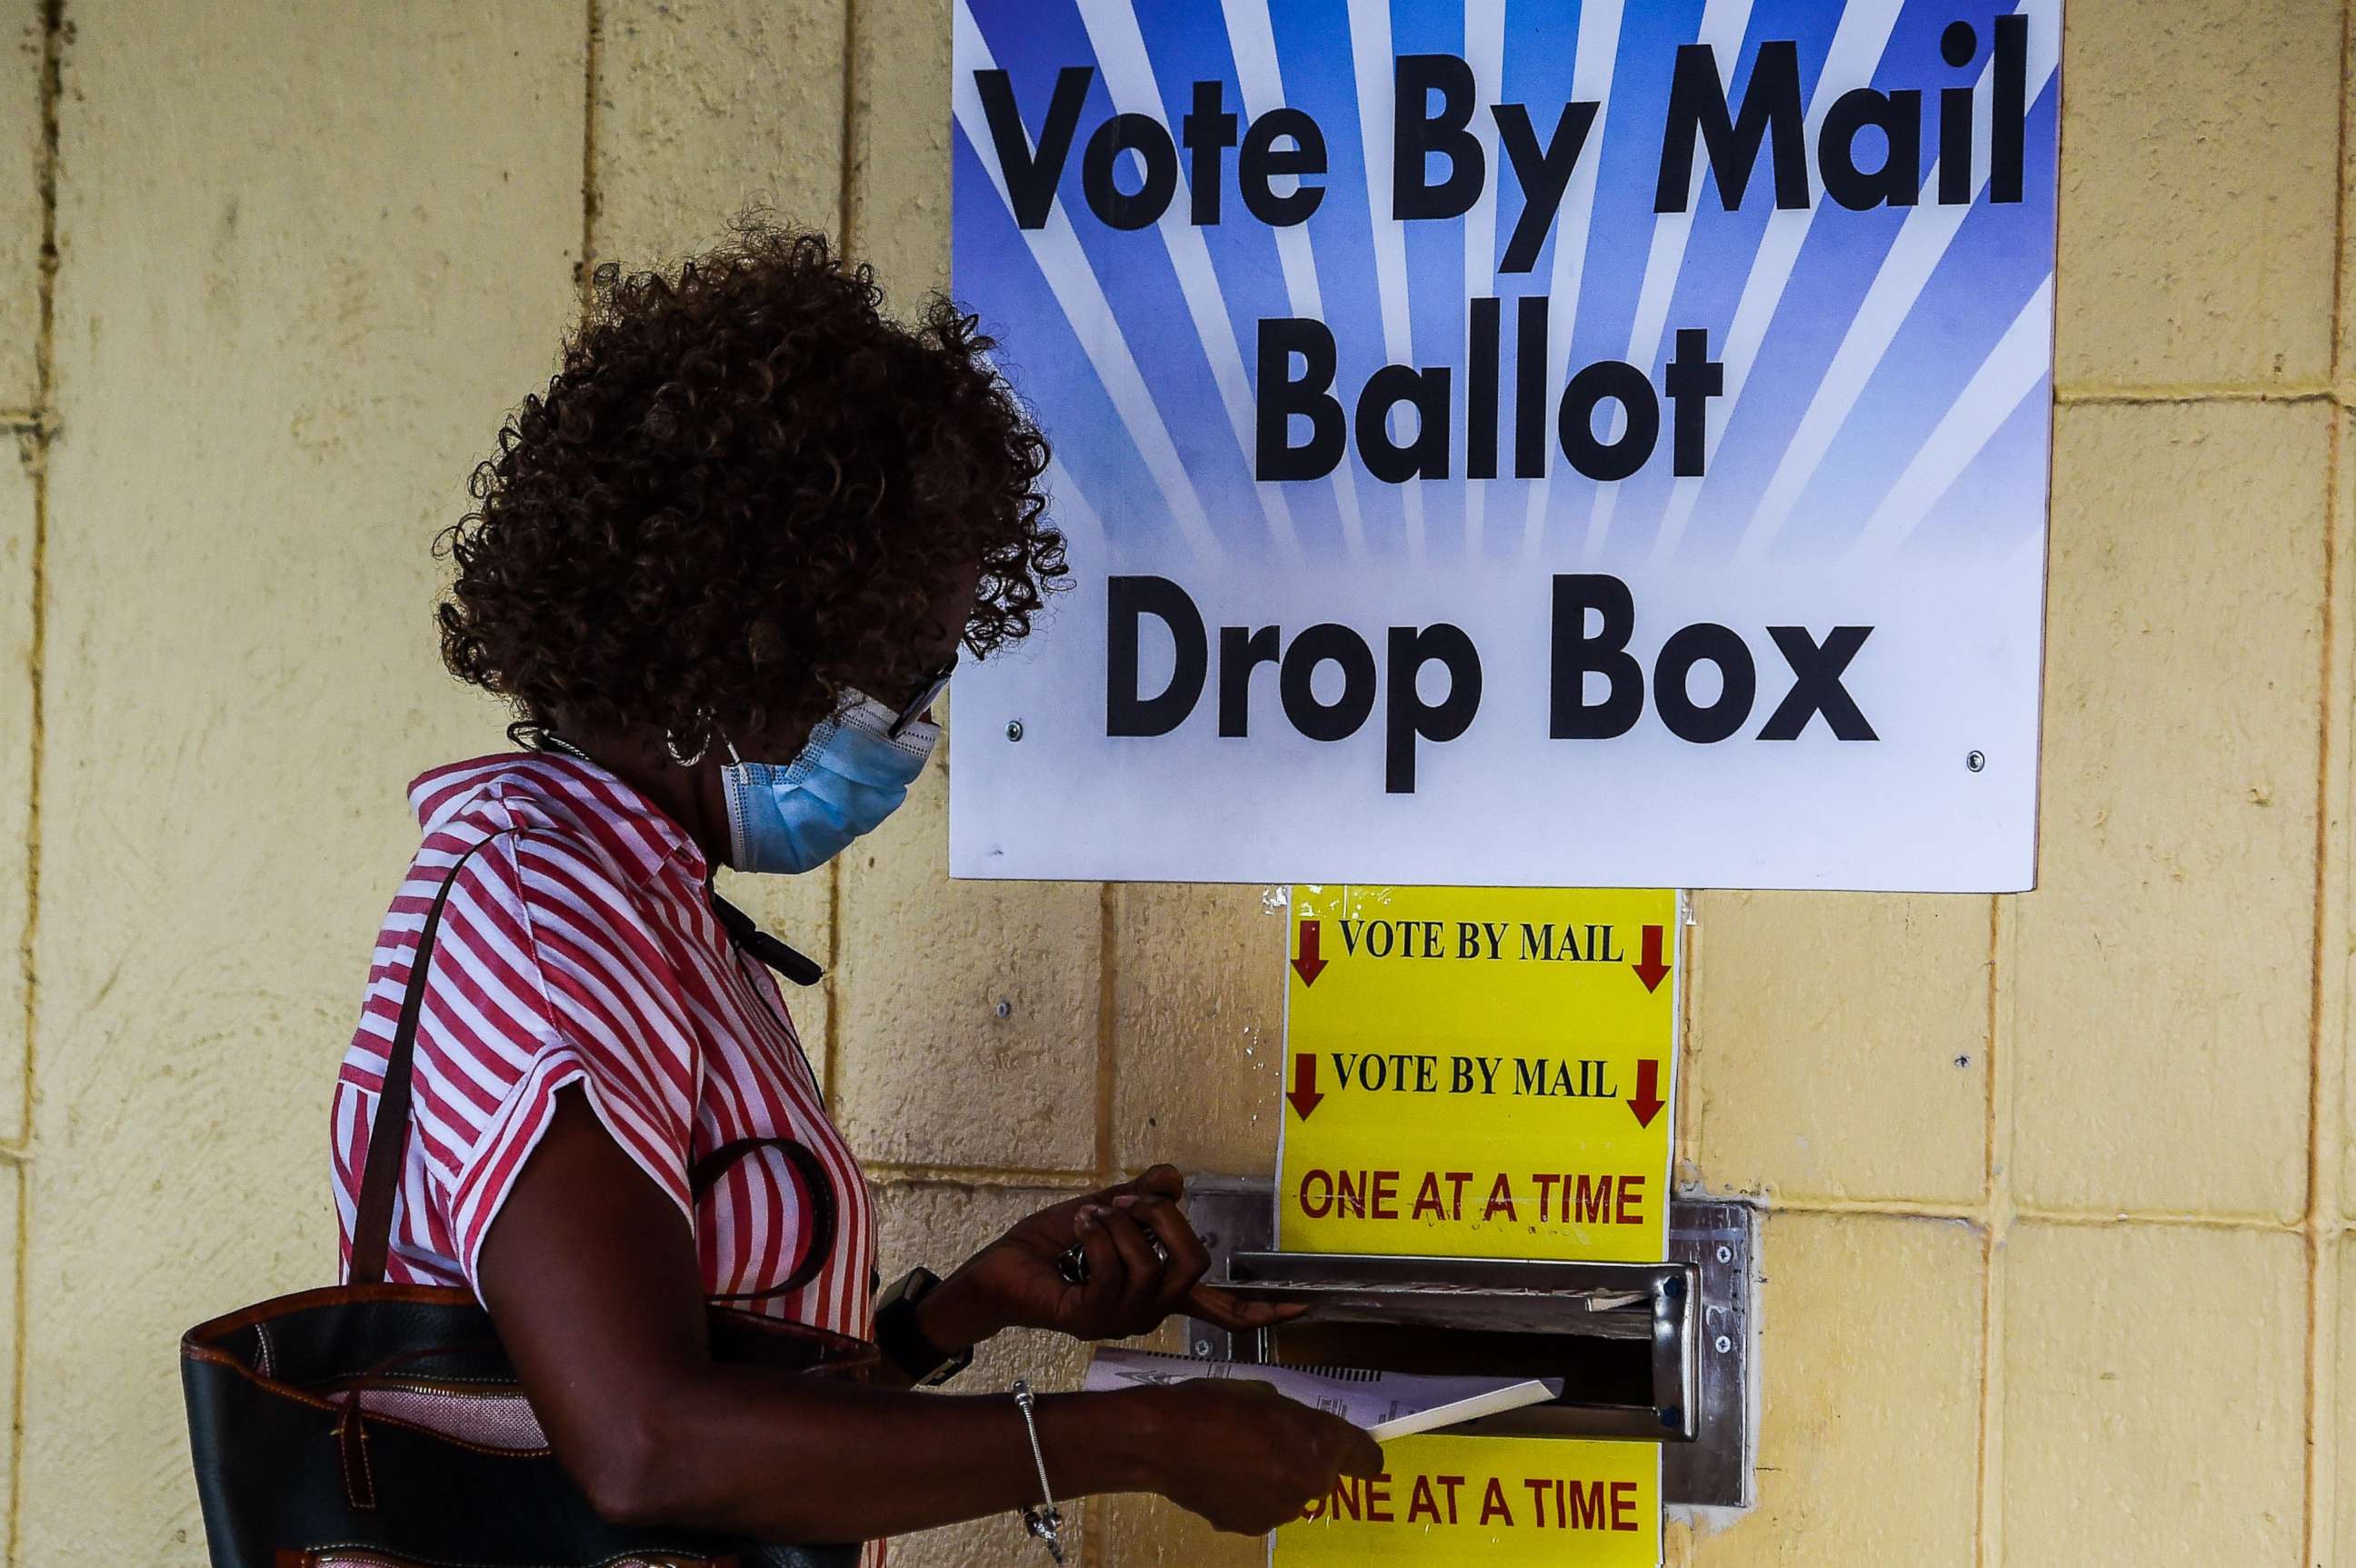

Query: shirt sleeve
[404,829,702,1296]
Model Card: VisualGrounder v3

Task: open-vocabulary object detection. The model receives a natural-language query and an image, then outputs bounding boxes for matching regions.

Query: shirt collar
[407,749,710,887]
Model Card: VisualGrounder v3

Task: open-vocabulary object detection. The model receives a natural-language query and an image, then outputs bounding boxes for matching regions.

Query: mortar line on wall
[2311,1233,2341,1568]
[1972,1219,1999,1568]
[1970,893,2001,1568]
[1094,883,1118,1181]
[1993,1203,2296,1231]
[822,863,841,1108]
[867,1162,1102,1189]
[1662,1190,2308,1231]
[1976,892,2017,1568]
[2302,11,2356,1558]
[825,2,860,1114]
[2331,0,2354,395]
[2304,423,2348,1568]
[836,0,861,248]
[1672,894,1701,1174]
[1726,1193,1986,1222]
[2054,382,2338,406]
[1982,894,2000,1211]
[576,0,601,315]
[7,4,61,1560]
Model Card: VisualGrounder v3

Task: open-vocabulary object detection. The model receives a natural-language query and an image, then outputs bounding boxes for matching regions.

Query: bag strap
[349,833,507,1286]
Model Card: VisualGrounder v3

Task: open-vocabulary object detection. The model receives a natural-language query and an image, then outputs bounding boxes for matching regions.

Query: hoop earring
[665,725,711,768]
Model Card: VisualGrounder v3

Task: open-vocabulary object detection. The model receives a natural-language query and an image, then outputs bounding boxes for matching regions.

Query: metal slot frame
[1223,1249,1696,1442]
[1179,1179,1753,1510]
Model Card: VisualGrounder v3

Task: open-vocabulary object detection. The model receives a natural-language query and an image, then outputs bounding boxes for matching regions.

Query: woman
[328,225,1381,1557]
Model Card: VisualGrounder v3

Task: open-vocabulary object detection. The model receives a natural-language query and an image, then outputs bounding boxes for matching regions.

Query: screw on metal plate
[1966,749,1986,773]
[1006,719,1025,742]
[1714,1244,1732,1264]
[1193,1340,1213,1356]
[1714,1335,1732,1354]
[994,998,1013,1019]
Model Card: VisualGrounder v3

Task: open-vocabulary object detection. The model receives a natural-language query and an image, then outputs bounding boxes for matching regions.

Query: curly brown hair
[437,221,1064,754]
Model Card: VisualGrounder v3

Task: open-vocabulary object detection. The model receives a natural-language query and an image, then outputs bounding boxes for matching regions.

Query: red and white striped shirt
[329,751,876,1343]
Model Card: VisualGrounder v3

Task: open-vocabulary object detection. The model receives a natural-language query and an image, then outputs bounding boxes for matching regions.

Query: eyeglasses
[887,657,957,740]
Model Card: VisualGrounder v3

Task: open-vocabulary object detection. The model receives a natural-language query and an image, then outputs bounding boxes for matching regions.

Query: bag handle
[349,834,507,1286]
[690,1136,841,1303]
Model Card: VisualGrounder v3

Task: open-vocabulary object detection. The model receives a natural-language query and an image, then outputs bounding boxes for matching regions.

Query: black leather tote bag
[181,834,875,1568]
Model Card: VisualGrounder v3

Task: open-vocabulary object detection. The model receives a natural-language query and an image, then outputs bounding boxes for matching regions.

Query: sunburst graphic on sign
[952,0,2057,574]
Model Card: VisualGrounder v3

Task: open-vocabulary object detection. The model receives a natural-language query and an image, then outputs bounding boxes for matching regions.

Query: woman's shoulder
[408,751,688,905]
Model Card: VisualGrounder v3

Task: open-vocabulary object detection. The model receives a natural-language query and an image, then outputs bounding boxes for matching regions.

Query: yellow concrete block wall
[0,1,2347,1564]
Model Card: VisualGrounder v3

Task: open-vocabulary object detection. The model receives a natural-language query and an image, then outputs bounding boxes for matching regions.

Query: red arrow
[1627,1059,1664,1128]
[1286,1054,1325,1121]
[1292,919,1328,986]
[1632,924,1671,993]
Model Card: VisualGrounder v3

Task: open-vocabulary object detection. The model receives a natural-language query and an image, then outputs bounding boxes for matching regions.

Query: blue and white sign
[947,0,2059,891]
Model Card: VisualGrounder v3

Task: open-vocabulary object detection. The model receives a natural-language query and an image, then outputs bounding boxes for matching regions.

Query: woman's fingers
[1338,1426,1386,1478]
[1059,1167,1279,1337]
[1122,1195,1212,1309]
[1078,1164,1185,1212]
[1067,1205,1126,1313]
[1093,1205,1170,1332]
[1183,1283,1310,1332]
[1113,1164,1186,1203]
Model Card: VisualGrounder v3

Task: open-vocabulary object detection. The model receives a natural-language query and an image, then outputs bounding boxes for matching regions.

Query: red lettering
[1610,1480,1637,1532]
[1574,1174,1611,1225]
[1299,1168,1334,1221]
[1444,1171,1472,1218]
[1566,1480,1605,1530]
[1336,1168,1369,1219]
[1365,1476,1393,1523]
[1330,1474,1363,1522]
[1407,1474,1441,1524]
[1532,1172,1562,1221]
[1412,1171,1445,1220]
[1482,1173,1516,1220]
[1371,1170,1400,1220]
[1524,1477,1552,1526]
[1615,1174,1646,1227]
[1479,1476,1512,1525]
[1435,1474,1466,1524]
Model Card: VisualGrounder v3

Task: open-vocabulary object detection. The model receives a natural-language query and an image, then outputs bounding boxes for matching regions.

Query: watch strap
[875,1268,975,1387]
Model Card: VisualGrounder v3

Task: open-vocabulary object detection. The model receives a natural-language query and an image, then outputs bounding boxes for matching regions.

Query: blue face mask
[721,690,939,874]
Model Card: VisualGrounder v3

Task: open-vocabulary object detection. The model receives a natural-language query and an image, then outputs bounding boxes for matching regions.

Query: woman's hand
[1137,1380,1387,1535]
[917,1164,1305,1352]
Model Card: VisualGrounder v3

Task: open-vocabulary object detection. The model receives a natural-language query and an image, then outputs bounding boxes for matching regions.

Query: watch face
[883,1266,938,1310]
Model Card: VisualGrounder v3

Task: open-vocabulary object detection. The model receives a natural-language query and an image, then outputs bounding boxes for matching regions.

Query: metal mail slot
[1180,1183,1754,1510]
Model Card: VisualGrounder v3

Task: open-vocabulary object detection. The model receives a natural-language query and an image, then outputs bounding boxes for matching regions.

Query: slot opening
[1273,1320,1657,1410]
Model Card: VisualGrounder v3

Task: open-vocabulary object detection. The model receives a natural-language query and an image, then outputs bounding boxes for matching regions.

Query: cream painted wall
[0,2,2347,1564]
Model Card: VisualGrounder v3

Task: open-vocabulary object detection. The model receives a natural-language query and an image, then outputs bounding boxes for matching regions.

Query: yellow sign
[1277,886,1679,1263]
[1275,1434,1661,1565]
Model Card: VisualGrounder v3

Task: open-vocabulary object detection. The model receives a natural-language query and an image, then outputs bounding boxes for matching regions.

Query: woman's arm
[477,1086,1381,1543]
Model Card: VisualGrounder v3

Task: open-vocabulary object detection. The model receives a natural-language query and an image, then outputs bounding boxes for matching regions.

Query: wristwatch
[874,1267,975,1387]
